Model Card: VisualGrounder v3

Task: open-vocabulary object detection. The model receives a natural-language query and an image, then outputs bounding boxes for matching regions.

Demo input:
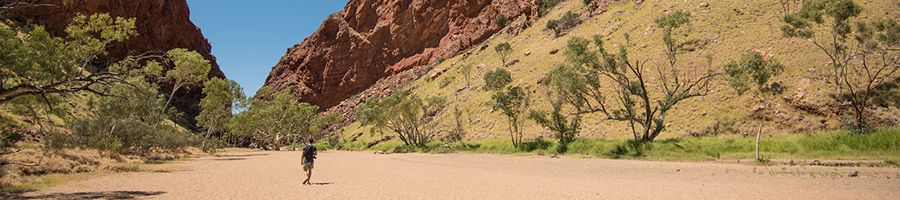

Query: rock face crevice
[264,0,539,109]
[4,0,224,122]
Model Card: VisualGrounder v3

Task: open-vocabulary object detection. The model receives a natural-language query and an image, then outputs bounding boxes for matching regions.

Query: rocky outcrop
[264,0,539,109]
[4,0,224,123]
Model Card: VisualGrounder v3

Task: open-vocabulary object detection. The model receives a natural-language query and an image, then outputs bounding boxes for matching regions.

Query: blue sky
[187,0,348,96]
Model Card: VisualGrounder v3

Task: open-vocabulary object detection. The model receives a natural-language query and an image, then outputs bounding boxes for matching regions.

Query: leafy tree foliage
[529,67,582,152]
[724,51,785,161]
[483,68,530,147]
[229,88,328,150]
[197,77,246,151]
[781,0,861,95]
[494,42,513,66]
[0,13,203,156]
[783,0,899,133]
[356,92,447,147]
[556,11,716,142]
[68,76,194,155]
[0,13,138,104]
[161,48,211,114]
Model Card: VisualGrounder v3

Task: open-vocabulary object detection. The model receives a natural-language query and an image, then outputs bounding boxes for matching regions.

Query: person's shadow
[308,182,334,186]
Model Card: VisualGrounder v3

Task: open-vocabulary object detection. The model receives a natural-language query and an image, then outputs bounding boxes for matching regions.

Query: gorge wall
[263,0,540,109]
[4,0,224,122]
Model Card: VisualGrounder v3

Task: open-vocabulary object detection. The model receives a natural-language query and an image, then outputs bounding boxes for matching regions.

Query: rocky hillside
[3,0,224,121]
[332,0,898,141]
[264,0,539,109]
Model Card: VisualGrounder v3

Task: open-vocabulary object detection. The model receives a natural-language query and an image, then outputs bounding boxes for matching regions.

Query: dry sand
[17,150,900,199]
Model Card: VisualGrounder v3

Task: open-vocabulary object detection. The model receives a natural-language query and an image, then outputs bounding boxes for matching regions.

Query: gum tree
[197,77,246,151]
[161,48,211,114]
[724,51,785,161]
[356,92,447,147]
[555,11,717,142]
[483,68,530,147]
[494,42,513,66]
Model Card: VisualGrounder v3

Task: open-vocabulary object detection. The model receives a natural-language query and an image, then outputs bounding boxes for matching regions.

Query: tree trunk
[755,120,763,161]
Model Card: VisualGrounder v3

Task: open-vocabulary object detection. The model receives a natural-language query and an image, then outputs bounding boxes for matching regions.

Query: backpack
[303,145,317,160]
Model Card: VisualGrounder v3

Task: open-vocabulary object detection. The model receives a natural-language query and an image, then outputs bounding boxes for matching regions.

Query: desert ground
[11,150,900,200]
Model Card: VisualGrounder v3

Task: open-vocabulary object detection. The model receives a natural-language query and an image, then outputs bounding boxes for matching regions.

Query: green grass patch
[2,173,94,193]
[324,128,900,161]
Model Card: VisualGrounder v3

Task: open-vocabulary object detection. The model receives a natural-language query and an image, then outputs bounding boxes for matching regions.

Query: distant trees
[356,92,447,147]
[724,51,785,161]
[197,77,246,151]
[484,68,530,148]
[229,88,326,150]
[782,0,899,133]
[494,42,513,66]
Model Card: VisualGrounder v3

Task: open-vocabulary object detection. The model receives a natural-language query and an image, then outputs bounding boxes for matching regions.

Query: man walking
[301,138,317,185]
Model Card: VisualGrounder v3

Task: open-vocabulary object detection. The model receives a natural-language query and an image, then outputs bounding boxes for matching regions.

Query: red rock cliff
[264,0,538,109]
[4,0,224,122]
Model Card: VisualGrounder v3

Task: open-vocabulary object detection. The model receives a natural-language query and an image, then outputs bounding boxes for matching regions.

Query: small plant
[439,75,455,89]
[495,15,510,27]
[458,64,474,89]
[538,0,562,17]
[494,42,513,66]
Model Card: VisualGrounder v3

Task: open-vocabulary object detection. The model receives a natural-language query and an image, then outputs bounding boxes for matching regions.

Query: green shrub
[439,75,455,89]
[495,15,510,26]
[538,0,562,17]
[546,11,580,37]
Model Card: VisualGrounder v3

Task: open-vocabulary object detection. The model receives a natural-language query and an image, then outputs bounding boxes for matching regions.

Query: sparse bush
[458,64,474,89]
[494,42,513,66]
[495,15,510,27]
[439,75,455,89]
[538,0,562,17]
[546,11,580,37]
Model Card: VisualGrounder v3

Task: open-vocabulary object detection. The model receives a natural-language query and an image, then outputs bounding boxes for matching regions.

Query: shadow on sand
[214,153,270,158]
[310,182,334,186]
[1,191,165,200]
[211,157,246,161]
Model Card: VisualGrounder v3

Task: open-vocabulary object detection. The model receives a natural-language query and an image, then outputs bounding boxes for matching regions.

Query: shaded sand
[20,151,900,199]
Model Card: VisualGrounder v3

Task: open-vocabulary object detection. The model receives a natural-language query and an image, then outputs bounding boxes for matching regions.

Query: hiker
[301,138,318,185]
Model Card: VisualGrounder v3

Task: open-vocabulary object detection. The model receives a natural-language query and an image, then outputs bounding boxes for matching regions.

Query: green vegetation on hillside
[341,0,897,158]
